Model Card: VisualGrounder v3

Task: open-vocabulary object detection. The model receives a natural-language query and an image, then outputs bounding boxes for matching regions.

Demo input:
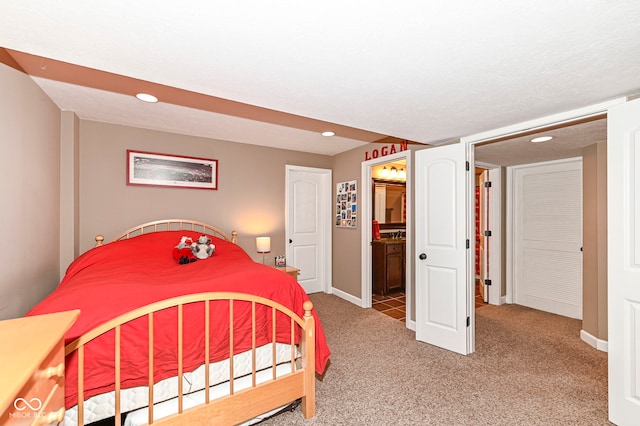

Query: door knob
[289,239,293,244]
[419,253,427,260]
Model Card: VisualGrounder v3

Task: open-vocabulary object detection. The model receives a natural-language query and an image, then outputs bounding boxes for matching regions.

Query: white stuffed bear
[191,235,215,259]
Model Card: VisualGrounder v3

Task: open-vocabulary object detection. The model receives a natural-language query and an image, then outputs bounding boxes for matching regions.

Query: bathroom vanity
[371,238,406,295]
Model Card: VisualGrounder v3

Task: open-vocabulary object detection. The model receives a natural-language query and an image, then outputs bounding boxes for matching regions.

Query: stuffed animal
[173,236,197,264]
[191,235,215,260]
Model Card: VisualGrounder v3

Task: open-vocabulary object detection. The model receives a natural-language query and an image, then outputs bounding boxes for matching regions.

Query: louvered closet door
[513,159,583,319]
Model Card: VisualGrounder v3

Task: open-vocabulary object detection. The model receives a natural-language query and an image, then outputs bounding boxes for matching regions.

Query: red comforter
[27,231,330,408]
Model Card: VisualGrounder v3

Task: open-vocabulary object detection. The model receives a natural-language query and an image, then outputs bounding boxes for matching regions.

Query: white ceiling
[474,117,608,166]
[1,1,639,156]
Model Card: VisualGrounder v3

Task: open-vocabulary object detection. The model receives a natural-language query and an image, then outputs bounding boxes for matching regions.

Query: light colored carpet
[261,293,610,425]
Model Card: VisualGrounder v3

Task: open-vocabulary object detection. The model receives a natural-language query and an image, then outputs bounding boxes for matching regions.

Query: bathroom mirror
[372,180,406,225]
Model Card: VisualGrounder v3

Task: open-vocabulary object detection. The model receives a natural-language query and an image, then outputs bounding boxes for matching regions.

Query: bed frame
[65,219,316,425]
[94,219,239,247]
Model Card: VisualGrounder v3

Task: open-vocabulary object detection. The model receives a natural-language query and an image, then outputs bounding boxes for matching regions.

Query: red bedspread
[27,231,330,408]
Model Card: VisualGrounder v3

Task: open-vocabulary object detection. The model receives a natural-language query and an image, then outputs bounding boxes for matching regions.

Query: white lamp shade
[256,237,271,253]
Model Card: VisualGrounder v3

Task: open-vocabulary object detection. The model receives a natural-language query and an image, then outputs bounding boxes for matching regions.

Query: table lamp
[256,236,271,264]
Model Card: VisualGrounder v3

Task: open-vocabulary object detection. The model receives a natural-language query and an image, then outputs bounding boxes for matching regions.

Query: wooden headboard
[95,219,238,246]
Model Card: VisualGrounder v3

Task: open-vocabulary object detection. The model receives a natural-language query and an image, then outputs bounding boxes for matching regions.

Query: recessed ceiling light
[321,131,335,137]
[136,93,158,103]
[531,136,553,143]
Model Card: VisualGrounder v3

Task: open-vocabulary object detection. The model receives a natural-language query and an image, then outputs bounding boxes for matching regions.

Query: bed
[26,219,330,425]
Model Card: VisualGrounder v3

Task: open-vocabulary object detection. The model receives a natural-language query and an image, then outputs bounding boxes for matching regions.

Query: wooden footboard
[64,293,315,425]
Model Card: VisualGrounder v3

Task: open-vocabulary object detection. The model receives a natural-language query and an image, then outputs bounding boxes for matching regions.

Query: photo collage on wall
[336,180,357,228]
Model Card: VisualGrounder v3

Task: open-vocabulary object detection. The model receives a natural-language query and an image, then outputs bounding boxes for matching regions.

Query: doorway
[465,101,635,424]
[474,163,502,307]
[474,166,489,309]
[371,160,407,322]
[410,98,630,422]
[360,150,412,327]
[473,119,603,319]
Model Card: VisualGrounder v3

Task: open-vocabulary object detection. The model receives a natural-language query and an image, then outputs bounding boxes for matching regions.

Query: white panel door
[608,98,640,425]
[286,167,329,294]
[512,160,583,319]
[415,143,471,355]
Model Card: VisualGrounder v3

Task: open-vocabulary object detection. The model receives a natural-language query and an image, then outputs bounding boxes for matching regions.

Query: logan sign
[364,142,408,161]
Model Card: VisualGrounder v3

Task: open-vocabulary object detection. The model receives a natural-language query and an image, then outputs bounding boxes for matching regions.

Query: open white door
[415,143,471,355]
[478,169,488,303]
[608,98,640,425]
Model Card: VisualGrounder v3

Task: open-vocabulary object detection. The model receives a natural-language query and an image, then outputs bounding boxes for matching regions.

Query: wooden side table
[273,265,300,281]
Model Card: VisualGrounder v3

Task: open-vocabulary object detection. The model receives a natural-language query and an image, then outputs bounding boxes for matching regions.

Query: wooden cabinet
[0,310,79,426]
[372,240,405,295]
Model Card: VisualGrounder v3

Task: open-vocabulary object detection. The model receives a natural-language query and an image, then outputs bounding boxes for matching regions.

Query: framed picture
[336,180,357,228]
[127,150,218,190]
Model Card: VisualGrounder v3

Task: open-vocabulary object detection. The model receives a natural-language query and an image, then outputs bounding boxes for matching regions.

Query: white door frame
[285,165,333,293]
[360,151,413,327]
[475,161,503,306]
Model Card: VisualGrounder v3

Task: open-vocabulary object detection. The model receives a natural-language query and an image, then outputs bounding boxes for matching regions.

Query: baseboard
[406,320,416,331]
[580,329,608,352]
[489,296,508,306]
[330,287,362,307]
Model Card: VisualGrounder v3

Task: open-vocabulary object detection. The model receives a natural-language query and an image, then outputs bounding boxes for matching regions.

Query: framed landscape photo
[127,150,218,190]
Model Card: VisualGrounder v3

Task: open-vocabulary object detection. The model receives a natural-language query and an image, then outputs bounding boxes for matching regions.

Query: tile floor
[372,284,486,322]
[372,291,407,322]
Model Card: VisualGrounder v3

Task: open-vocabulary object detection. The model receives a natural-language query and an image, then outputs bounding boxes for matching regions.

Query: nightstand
[273,265,300,281]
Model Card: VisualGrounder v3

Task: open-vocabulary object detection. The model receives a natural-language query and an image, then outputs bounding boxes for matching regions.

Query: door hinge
[484,230,492,237]
[466,316,470,327]
[466,239,470,249]
[466,161,470,171]
[484,181,492,188]
[484,279,492,286]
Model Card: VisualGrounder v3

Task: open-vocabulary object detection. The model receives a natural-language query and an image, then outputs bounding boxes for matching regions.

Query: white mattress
[63,343,296,425]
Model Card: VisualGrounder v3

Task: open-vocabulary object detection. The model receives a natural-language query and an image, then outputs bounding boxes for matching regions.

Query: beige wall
[582,142,608,341]
[331,146,366,297]
[78,120,332,260]
[0,63,61,320]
